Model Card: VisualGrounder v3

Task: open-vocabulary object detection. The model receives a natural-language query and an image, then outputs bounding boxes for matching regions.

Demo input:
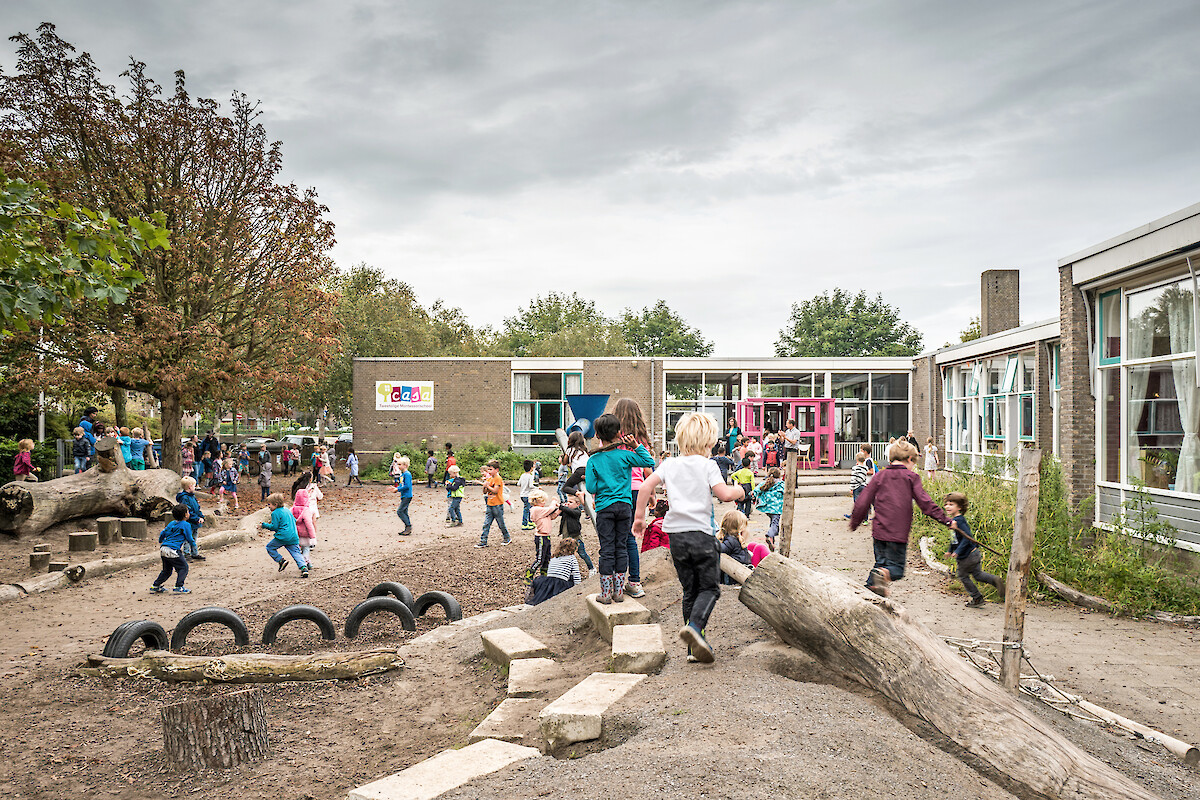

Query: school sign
[375,381,434,411]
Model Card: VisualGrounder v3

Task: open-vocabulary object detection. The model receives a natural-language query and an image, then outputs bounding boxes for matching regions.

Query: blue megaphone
[564,394,610,440]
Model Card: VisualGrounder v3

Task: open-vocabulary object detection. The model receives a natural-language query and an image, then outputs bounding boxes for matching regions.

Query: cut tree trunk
[78,648,405,683]
[161,688,269,770]
[0,437,179,538]
[778,451,798,557]
[727,553,1163,800]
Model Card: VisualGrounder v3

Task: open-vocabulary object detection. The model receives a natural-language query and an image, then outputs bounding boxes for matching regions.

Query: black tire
[344,597,417,639]
[411,591,462,622]
[261,604,336,645]
[366,581,415,609]
[104,620,170,658]
[170,607,251,651]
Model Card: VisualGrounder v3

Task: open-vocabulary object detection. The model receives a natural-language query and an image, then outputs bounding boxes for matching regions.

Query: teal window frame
[1002,355,1019,392]
[1099,290,1121,365]
[1051,344,1061,390]
[511,372,583,440]
[983,397,1005,440]
[1019,393,1035,441]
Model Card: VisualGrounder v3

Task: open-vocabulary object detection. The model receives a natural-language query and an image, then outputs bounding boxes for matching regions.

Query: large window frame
[512,371,582,448]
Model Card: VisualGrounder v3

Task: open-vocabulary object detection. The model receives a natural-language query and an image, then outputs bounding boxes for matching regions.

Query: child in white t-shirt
[633,412,746,664]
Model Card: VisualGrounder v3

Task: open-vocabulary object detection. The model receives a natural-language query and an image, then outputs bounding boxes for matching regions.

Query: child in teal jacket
[261,493,308,576]
[753,468,785,550]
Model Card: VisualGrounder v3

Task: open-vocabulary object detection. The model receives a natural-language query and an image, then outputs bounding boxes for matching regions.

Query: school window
[512,372,581,447]
[1099,290,1121,364]
[1019,394,1034,440]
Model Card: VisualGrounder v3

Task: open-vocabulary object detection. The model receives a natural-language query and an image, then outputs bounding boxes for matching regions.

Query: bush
[0,438,59,483]
[912,456,1200,616]
[361,441,549,483]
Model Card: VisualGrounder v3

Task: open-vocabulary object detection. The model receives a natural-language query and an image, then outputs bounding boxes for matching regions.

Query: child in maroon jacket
[849,440,956,597]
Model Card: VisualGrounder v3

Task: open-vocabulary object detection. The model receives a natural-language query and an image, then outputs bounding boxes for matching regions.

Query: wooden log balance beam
[719,553,1163,800]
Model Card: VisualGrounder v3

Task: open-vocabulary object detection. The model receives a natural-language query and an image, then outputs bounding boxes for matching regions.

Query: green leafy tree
[959,316,981,343]
[619,300,713,357]
[494,292,630,356]
[774,289,923,357]
[0,172,168,333]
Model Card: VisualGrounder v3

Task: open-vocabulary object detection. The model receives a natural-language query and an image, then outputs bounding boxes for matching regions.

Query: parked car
[243,436,276,447]
[257,434,318,456]
[337,432,353,444]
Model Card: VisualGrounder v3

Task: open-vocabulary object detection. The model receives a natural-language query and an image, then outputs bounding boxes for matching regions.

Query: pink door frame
[736,398,836,469]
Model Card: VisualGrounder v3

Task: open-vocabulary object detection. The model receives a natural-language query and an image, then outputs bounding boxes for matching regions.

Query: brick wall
[911,357,942,452]
[582,360,655,440]
[1058,265,1096,507]
[981,269,1020,337]
[1034,341,1054,455]
[351,359,512,455]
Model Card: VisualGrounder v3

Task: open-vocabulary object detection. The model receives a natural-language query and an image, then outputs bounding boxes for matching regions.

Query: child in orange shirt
[476,460,511,547]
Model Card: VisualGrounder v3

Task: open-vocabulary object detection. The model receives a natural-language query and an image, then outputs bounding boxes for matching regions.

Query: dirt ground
[0,483,1196,800]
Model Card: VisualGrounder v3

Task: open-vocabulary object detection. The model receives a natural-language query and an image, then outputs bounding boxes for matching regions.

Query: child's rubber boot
[596,574,613,604]
[679,623,713,663]
[612,572,626,603]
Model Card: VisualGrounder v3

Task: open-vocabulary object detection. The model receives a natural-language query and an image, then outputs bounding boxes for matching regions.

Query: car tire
[411,591,462,622]
[344,597,417,638]
[170,607,251,651]
[261,605,336,645]
[104,620,170,658]
[366,582,415,610]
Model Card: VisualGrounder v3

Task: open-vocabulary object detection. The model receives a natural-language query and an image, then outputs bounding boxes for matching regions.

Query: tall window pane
[870,373,908,400]
[1127,278,1194,360]
[1101,369,1121,483]
[832,373,868,400]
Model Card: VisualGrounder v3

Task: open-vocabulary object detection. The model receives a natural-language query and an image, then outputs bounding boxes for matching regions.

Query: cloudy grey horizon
[5,1,1200,356]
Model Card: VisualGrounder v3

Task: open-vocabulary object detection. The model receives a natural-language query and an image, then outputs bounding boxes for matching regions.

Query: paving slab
[406,609,512,647]
[610,623,666,674]
[480,627,551,667]
[347,737,542,800]
[539,671,646,749]
[585,594,650,642]
[468,698,544,744]
[508,657,562,697]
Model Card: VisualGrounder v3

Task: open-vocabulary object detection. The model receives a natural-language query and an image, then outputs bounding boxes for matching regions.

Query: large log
[161,688,269,770]
[729,553,1163,800]
[0,437,180,537]
[77,648,405,683]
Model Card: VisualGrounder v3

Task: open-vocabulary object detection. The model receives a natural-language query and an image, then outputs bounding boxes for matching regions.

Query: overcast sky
[6,1,1200,355]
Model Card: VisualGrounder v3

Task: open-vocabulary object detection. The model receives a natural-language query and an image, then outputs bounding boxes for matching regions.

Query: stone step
[347,738,542,800]
[539,671,645,750]
[585,594,651,643]
[794,474,853,486]
[610,624,666,674]
[468,698,544,744]
[795,485,851,498]
[480,627,551,667]
[507,657,562,698]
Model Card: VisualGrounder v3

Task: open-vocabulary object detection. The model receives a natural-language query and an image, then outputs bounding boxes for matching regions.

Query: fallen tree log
[1035,573,1200,628]
[77,648,404,683]
[723,553,1162,800]
[0,437,179,538]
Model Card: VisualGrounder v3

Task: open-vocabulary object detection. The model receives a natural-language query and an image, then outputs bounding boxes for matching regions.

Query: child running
[849,441,955,597]
[943,491,1005,607]
[262,492,308,576]
[150,504,194,593]
[394,455,413,536]
[445,465,465,526]
[846,451,872,520]
[633,412,746,663]
[346,448,362,486]
[292,475,322,564]
[425,450,438,489]
[175,476,207,562]
[218,457,239,513]
[752,467,784,551]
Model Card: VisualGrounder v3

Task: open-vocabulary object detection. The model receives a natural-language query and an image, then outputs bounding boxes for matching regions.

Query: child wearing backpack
[752,468,784,550]
[150,504,195,594]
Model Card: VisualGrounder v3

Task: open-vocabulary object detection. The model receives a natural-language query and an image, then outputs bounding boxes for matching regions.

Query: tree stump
[96,517,120,545]
[121,518,148,541]
[68,532,98,552]
[48,561,67,572]
[30,552,51,571]
[161,688,270,770]
[32,543,51,553]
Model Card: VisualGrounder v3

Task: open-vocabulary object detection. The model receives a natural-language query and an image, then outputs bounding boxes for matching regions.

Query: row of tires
[101,583,462,658]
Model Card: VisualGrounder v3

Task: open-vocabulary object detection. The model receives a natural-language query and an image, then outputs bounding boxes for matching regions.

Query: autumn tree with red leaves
[0,24,338,470]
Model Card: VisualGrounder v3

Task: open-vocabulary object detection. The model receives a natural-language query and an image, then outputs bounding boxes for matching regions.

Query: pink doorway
[736,398,836,469]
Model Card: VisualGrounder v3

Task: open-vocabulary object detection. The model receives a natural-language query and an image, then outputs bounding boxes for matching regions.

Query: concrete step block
[585,594,650,643]
[480,627,550,667]
[468,698,544,744]
[794,486,851,498]
[347,737,542,800]
[610,624,666,674]
[507,657,562,698]
[539,671,645,749]
[407,608,512,647]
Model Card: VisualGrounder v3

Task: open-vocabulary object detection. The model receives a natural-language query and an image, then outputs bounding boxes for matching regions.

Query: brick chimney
[980,269,1019,337]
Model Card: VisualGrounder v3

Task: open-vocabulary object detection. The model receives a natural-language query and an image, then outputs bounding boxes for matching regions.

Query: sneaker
[966,596,985,608]
[521,523,536,530]
[475,543,489,548]
[502,538,512,545]
[277,560,288,572]
[626,581,646,599]
[686,654,699,663]
[679,623,714,663]
[398,529,412,536]
[191,554,207,561]
[150,585,166,593]
[172,587,191,594]
[869,567,891,594]
[300,569,310,579]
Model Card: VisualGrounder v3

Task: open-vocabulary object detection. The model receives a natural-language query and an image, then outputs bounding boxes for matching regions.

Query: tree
[959,316,981,343]
[774,289,923,357]
[494,292,630,356]
[0,25,338,470]
[619,300,713,357]
[0,172,169,333]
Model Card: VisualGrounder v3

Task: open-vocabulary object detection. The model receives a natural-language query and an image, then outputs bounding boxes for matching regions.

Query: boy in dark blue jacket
[151,504,195,594]
[175,477,207,561]
[943,492,1004,607]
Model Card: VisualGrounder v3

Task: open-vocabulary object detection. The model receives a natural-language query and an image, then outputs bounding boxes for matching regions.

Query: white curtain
[1127,306,1152,484]
[1168,293,1200,492]
[513,373,533,433]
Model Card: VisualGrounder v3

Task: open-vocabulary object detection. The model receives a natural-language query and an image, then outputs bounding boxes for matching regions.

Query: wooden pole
[1000,447,1040,692]
[778,451,798,557]
[161,688,269,770]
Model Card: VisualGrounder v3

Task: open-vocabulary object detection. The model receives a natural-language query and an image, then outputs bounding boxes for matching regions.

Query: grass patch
[361,440,546,482]
[912,456,1200,616]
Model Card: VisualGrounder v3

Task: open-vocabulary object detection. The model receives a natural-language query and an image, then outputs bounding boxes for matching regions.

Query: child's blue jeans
[521,497,532,526]
[448,496,462,524]
[766,513,781,542]
[480,504,509,545]
[74,456,88,473]
[868,539,907,586]
[266,538,307,569]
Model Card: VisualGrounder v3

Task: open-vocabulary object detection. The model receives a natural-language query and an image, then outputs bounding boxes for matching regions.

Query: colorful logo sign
[376,381,434,411]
